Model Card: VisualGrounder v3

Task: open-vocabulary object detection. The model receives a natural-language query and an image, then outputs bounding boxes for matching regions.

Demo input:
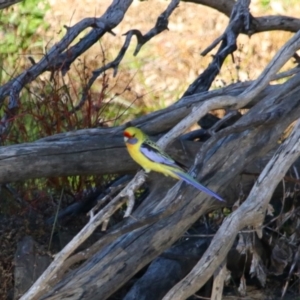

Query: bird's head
[123,127,143,144]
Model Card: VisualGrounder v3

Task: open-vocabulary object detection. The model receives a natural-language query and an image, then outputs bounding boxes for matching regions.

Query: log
[0,81,288,183]
[39,73,300,300]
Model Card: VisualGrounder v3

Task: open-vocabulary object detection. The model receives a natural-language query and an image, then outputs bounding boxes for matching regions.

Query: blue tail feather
[174,170,224,202]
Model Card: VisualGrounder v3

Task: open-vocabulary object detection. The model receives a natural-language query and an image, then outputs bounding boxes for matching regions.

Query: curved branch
[74,0,180,114]
[131,0,179,56]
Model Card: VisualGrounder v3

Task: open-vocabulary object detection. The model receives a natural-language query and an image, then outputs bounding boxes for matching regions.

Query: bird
[123,126,224,202]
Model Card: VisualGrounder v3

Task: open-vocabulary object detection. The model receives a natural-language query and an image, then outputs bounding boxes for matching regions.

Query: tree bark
[39,74,300,299]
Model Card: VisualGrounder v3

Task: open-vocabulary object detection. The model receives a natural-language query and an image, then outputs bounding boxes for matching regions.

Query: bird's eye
[132,134,135,137]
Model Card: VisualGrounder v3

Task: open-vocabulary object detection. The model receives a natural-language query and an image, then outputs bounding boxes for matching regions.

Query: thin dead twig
[130,0,180,56]
[76,30,135,113]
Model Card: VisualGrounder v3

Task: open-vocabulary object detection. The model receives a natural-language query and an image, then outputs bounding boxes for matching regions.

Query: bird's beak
[124,136,128,142]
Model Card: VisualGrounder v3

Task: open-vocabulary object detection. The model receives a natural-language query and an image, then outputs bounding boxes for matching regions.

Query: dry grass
[44,0,300,111]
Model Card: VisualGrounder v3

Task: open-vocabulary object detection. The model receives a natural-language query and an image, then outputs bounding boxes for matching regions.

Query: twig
[281,246,300,299]
[130,0,180,56]
[88,184,125,216]
[48,188,64,251]
[271,65,300,81]
[124,189,135,217]
[75,30,135,112]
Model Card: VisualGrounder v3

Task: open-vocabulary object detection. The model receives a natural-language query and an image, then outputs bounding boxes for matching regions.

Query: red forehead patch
[124,131,132,138]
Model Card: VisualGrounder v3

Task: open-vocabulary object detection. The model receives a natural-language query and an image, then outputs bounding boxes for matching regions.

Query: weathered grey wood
[0,135,133,182]
[39,73,300,300]
[9,3,300,299]
[0,80,291,184]
[163,115,300,299]
[183,0,251,96]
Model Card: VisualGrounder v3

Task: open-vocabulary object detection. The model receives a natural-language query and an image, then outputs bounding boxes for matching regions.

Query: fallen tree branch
[19,171,146,300]
[37,73,300,299]
[162,118,300,299]
[0,78,284,183]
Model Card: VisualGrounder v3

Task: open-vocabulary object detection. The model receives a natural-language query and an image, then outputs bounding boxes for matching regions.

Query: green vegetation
[0,0,50,83]
[0,0,50,53]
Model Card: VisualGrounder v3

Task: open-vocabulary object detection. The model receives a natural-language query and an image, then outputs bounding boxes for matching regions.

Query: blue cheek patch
[128,137,138,144]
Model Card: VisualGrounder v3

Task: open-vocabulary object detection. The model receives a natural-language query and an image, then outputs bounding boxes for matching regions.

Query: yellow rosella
[123,127,224,201]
